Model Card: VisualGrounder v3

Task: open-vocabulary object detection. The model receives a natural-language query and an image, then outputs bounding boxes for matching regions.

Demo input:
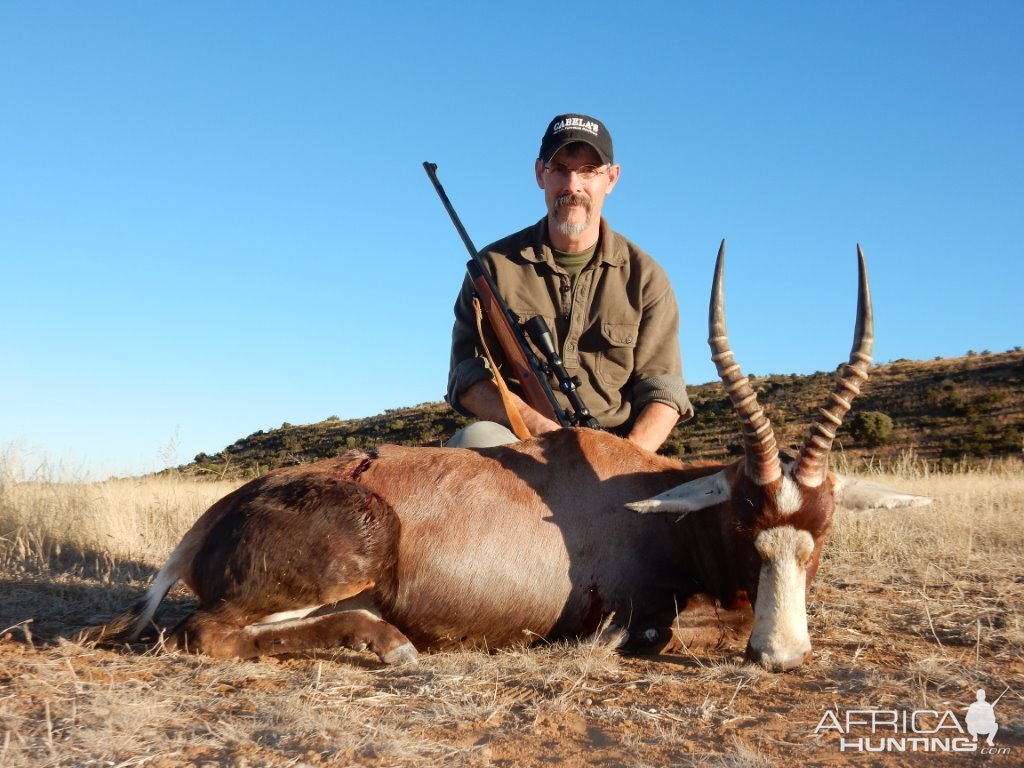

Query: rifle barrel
[424,161,570,428]
[423,162,479,259]
[991,686,1010,707]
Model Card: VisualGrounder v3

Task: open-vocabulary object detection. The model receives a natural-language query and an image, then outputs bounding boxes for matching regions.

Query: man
[446,113,692,452]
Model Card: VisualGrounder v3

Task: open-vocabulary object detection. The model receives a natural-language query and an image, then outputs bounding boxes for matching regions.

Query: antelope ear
[832,474,933,511]
[626,470,732,515]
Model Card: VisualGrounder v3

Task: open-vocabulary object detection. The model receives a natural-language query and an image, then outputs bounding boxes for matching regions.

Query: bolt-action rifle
[423,161,600,434]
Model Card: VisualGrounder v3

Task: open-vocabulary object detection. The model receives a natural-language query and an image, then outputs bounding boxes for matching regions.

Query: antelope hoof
[381,642,419,665]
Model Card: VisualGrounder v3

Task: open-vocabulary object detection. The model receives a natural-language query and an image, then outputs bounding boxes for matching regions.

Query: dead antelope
[85,244,928,670]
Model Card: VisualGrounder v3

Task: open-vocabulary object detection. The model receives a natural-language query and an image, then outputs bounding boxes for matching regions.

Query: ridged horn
[794,245,874,487]
[709,240,781,486]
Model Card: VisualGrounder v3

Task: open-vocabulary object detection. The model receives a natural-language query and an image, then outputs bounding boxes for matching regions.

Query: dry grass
[0,457,238,569]
[1,451,1022,766]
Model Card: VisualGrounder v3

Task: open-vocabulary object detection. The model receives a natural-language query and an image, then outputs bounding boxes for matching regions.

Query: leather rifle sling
[472,296,532,440]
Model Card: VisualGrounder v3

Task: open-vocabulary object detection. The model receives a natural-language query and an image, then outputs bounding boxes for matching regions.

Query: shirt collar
[523,218,626,267]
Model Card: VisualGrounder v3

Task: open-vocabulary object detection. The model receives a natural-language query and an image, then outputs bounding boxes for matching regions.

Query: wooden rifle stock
[424,162,569,428]
[466,260,566,426]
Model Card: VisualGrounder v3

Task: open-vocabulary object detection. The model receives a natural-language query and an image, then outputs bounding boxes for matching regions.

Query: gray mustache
[555,193,591,211]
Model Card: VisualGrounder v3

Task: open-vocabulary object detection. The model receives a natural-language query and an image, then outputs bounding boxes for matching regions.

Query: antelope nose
[746,641,813,672]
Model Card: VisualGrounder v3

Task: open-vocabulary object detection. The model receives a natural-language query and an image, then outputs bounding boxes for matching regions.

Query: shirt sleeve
[629,270,694,422]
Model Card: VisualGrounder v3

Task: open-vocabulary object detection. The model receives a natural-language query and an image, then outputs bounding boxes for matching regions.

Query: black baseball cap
[539,113,614,165]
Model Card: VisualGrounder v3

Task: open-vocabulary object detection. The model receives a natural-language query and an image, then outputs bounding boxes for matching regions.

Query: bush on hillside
[849,411,894,447]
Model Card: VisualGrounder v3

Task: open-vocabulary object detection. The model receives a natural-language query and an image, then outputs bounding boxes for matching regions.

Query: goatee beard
[554,193,591,237]
[555,220,589,237]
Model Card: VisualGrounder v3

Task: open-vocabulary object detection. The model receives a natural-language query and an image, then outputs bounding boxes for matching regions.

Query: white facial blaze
[774,475,804,517]
[749,526,815,671]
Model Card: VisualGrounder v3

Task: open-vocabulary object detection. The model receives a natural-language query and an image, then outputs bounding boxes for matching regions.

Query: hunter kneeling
[445,113,692,453]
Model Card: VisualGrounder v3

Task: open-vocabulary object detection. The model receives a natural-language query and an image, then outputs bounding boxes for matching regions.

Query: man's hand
[459,381,680,451]
[458,380,562,438]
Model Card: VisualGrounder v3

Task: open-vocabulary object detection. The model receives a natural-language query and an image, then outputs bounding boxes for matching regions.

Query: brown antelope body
[86,245,928,671]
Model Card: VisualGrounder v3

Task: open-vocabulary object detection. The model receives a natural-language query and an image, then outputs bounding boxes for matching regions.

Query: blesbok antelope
[85,244,928,671]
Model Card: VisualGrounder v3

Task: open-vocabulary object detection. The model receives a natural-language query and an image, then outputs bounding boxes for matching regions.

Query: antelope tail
[78,544,189,645]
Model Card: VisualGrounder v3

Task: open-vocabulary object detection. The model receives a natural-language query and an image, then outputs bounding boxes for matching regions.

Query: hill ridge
[183,349,1024,479]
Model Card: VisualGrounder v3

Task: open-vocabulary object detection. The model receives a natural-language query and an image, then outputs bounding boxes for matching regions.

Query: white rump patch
[748,526,815,671]
[625,469,732,515]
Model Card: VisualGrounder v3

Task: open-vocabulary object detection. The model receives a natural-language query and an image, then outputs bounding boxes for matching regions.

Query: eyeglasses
[542,163,608,181]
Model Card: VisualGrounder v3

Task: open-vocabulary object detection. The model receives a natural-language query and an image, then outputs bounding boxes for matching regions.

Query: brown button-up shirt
[448,218,693,433]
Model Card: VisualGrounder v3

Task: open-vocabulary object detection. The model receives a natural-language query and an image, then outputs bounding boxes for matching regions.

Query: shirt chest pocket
[510,309,559,360]
[597,322,639,388]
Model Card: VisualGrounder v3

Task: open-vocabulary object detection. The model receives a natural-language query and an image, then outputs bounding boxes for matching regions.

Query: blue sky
[2,2,1021,479]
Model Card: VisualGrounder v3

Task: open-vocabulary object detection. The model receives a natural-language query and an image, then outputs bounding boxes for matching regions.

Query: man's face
[535,143,620,240]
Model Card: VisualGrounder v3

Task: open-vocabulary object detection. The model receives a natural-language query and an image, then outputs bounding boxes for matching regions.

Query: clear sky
[2,2,1021,479]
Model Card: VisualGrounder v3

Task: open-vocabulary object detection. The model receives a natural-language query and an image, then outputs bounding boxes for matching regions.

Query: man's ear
[535,158,545,189]
[605,163,621,194]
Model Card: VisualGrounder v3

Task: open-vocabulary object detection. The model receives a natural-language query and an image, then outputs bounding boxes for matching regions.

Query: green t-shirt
[552,243,598,286]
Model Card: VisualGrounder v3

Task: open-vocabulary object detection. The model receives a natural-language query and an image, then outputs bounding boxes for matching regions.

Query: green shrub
[849,411,894,447]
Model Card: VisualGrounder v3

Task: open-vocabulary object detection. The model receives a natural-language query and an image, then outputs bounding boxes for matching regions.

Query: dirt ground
[2,554,1021,767]
[2,468,1023,767]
